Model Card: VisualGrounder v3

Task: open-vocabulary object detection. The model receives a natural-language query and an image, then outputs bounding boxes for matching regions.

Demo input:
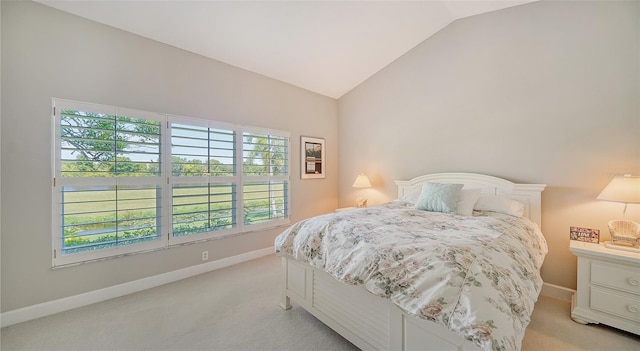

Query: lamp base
[355,197,368,208]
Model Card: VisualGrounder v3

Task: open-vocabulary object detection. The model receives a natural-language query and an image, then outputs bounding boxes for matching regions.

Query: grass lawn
[61,182,286,250]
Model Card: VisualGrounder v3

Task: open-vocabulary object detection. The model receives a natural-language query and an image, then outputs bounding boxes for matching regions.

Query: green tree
[209,159,234,176]
[61,110,160,177]
[243,135,286,176]
[243,134,287,222]
[61,112,119,162]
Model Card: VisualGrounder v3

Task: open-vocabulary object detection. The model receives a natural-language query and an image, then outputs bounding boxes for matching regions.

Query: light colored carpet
[1,254,639,351]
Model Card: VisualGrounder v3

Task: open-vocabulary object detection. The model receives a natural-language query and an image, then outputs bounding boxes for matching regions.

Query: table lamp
[352,173,372,208]
[597,174,640,248]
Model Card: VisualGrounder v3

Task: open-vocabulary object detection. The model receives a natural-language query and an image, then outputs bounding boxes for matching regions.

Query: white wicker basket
[608,220,640,248]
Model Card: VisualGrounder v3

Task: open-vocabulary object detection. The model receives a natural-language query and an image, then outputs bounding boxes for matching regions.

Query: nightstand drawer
[591,262,640,295]
[591,286,640,323]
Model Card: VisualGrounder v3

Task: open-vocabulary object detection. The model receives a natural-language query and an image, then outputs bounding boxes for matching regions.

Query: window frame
[52,99,290,267]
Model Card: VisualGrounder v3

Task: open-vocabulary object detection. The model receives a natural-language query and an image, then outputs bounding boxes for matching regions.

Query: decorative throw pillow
[415,182,463,214]
[474,195,525,217]
[456,188,481,216]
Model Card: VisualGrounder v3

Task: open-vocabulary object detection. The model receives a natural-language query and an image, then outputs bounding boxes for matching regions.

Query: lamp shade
[597,175,640,204]
[352,173,372,188]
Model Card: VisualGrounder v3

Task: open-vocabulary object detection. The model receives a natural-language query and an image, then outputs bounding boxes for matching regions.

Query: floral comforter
[274,201,547,351]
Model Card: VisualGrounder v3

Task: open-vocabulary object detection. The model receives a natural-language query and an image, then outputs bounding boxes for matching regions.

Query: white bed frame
[279,173,546,351]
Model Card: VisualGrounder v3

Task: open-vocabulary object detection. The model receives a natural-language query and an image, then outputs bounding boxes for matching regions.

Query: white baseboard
[540,282,575,302]
[1,247,274,328]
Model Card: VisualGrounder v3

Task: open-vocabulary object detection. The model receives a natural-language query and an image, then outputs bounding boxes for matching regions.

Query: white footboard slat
[282,257,482,351]
[314,272,390,349]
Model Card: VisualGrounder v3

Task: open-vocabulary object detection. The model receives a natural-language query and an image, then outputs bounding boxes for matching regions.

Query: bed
[275,173,547,351]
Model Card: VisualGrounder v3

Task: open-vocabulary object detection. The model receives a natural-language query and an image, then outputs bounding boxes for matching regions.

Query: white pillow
[456,188,481,216]
[401,189,421,204]
[474,195,524,217]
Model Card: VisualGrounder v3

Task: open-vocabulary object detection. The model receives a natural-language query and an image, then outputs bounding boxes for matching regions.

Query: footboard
[279,257,482,351]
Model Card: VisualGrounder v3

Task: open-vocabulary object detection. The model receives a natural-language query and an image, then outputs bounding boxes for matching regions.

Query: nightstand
[569,240,640,335]
[335,207,356,212]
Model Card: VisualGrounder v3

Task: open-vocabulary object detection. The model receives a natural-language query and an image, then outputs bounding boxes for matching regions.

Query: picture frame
[570,226,600,244]
[301,136,325,179]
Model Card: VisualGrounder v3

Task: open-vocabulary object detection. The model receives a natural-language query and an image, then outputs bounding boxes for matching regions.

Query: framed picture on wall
[301,136,325,179]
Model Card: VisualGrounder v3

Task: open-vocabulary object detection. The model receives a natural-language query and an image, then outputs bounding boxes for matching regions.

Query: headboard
[395,173,546,227]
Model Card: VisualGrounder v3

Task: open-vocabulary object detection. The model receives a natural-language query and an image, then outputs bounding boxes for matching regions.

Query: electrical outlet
[202,251,209,261]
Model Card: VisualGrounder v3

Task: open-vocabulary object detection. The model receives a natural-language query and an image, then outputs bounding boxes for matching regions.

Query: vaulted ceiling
[35,0,536,98]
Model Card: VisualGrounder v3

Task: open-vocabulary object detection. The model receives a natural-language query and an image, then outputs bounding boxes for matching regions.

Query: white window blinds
[52,99,290,267]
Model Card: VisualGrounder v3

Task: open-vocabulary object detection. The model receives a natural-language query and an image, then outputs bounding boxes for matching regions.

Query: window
[242,131,289,226]
[169,118,238,244]
[52,99,290,266]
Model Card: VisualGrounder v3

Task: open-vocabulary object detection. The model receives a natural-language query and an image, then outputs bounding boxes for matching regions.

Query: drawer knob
[629,278,639,286]
[628,305,639,313]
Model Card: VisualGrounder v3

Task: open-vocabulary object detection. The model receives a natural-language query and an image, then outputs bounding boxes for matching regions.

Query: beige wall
[338,1,640,290]
[0,1,338,312]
